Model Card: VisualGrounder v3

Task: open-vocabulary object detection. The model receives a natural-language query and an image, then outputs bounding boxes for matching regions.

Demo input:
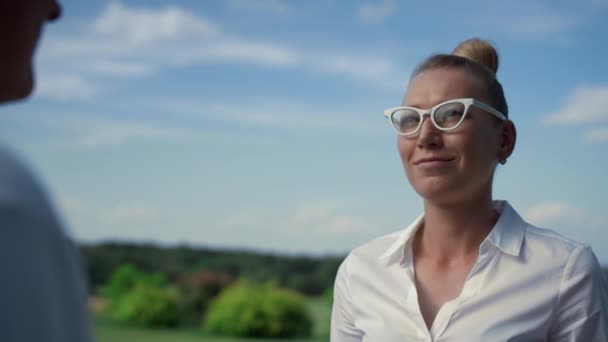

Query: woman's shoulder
[0,143,54,215]
[522,223,599,274]
[340,228,409,269]
[524,224,587,256]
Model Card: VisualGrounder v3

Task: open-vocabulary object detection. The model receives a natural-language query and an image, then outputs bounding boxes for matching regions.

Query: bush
[323,286,333,305]
[286,274,325,296]
[175,270,234,326]
[112,284,179,327]
[101,263,167,303]
[101,264,177,327]
[203,282,313,338]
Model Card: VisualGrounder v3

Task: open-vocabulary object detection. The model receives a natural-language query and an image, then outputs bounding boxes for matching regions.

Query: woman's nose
[48,1,62,21]
[416,116,443,149]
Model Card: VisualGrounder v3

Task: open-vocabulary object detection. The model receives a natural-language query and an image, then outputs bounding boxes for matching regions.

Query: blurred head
[396,38,516,205]
[0,0,62,104]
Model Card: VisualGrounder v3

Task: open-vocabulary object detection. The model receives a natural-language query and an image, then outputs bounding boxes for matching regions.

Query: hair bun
[452,38,499,74]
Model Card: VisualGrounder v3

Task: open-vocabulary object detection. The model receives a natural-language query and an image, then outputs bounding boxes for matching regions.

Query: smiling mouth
[413,157,455,165]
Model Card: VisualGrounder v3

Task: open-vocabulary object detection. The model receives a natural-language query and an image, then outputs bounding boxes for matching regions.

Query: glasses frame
[383,98,506,136]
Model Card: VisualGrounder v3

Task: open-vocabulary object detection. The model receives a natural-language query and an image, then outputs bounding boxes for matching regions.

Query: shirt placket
[431,242,497,340]
[399,241,495,341]
[401,248,434,341]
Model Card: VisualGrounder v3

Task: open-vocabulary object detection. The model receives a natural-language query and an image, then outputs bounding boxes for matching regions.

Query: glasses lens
[434,102,466,129]
[391,109,420,134]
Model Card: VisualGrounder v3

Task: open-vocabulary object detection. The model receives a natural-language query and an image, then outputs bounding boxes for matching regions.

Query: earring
[499,159,507,165]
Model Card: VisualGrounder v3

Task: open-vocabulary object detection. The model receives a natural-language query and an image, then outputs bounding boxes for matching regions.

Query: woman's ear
[498,120,516,163]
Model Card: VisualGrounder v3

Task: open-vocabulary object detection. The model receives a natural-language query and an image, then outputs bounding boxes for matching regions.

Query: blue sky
[2,0,608,261]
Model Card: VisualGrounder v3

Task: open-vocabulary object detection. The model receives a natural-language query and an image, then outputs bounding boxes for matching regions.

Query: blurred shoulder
[0,142,53,214]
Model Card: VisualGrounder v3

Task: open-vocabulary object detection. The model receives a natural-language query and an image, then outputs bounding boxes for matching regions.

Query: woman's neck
[417,193,499,262]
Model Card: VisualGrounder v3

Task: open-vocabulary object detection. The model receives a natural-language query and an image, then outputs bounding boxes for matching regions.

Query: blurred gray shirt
[0,142,93,342]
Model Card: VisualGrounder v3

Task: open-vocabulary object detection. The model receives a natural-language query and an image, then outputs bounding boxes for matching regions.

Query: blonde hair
[452,38,499,74]
[411,38,508,118]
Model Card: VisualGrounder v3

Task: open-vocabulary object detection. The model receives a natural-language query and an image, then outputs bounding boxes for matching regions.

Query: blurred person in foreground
[0,1,93,341]
[331,38,608,341]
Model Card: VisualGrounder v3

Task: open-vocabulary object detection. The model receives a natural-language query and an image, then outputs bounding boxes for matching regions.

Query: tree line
[79,242,345,297]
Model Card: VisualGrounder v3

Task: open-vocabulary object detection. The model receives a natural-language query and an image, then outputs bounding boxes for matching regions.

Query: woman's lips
[413,157,455,167]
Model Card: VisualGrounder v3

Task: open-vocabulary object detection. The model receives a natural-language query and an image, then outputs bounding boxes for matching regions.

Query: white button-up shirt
[331,201,608,341]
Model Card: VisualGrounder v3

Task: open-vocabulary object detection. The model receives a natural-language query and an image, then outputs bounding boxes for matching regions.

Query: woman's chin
[0,71,34,103]
[412,179,461,204]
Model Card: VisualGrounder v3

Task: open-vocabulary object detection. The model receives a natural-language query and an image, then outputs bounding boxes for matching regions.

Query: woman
[330,38,608,341]
[0,1,93,341]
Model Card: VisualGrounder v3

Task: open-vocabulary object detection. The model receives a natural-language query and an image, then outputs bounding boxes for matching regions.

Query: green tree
[81,242,346,297]
[112,284,179,327]
[323,286,333,305]
[203,281,313,338]
[101,263,166,303]
[175,270,234,326]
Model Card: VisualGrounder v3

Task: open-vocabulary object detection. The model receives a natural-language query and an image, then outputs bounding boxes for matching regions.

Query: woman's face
[0,0,61,103]
[399,68,507,205]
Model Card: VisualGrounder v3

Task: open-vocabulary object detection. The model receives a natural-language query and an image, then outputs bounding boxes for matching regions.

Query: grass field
[94,297,331,342]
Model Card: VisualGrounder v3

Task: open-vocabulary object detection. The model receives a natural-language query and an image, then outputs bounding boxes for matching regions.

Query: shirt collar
[485,200,526,256]
[378,200,526,266]
[378,212,424,266]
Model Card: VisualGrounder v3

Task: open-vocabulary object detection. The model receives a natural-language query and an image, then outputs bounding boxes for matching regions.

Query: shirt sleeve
[0,207,94,342]
[549,244,608,342]
[331,256,364,342]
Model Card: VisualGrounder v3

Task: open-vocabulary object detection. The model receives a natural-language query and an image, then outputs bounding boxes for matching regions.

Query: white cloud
[56,196,169,241]
[478,1,578,39]
[543,85,608,124]
[77,119,194,149]
[35,1,406,101]
[43,37,299,73]
[33,112,195,149]
[357,0,397,23]
[220,210,267,228]
[294,201,340,224]
[204,102,376,130]
[10,94,379,152]
[57,197,158,226]
[108,204,159,224]
[93,1,218,44]
[82,60,156,77]
[188,40,299,67]
[226,0,289,14]
[291,201,368,233]
[291,202,369,234]
[524,201,608,262]
[584,128,608,142]
[144,96,379,131]
[34,73,99,100]
[58,196,376,254]
[525,201,585,226]
[216,201,375,253]
[43,37,136,57]
[316,54,403,84]
[507,14,576,39]
[58,197,87,218]
[277,201,367,233]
